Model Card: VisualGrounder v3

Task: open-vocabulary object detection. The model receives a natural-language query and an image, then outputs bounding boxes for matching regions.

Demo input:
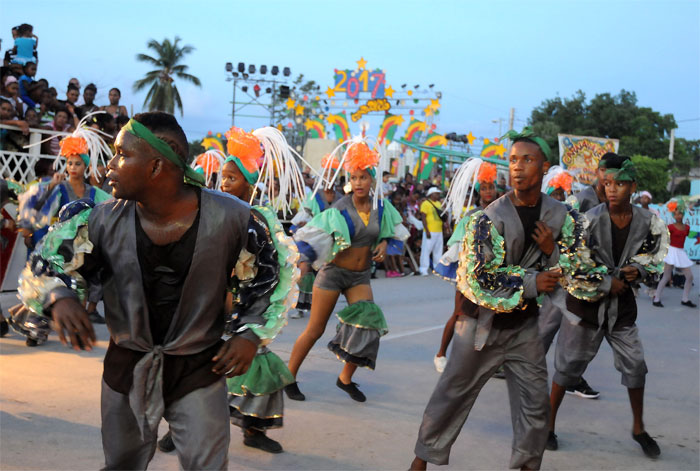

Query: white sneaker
[290,309,305,319]
[434,355,447,373]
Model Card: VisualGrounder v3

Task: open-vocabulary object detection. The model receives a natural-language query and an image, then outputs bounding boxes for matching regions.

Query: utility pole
[231,77,237,127]
[508,108,514,131]
[669,128,676,195]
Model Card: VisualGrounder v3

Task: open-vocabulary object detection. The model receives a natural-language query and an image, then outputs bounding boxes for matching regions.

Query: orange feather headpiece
[477,162,497,184]
[549,171,573,193]
[225,126,263,174]
[343,142,380,173]
[59,136,89,158]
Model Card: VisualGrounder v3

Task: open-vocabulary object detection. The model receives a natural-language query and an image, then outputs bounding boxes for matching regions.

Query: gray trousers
[538,295,562,354]
[415,316,549,470]
[101,377,230,470]
[553,317,647,389]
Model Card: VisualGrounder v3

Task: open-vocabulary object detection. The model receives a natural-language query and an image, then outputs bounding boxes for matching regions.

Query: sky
[2,0,699,146]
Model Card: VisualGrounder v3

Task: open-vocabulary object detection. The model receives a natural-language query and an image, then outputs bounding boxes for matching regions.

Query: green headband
[605,159,637,182]
[79,154,90,167]
[366,167,376,179]
[224,155,259,185]
[502,126,552,161]
[123,119,204,187]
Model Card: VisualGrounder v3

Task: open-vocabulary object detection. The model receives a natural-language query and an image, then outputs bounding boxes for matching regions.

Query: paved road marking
[383,324,443,341]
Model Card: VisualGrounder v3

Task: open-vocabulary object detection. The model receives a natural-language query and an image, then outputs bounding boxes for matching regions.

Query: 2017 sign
[333,69,386,99]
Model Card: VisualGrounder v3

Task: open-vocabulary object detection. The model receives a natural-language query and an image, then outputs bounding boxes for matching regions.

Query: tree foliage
[631,154,670,201]
[530,89,698,196]
[133,37,201,116]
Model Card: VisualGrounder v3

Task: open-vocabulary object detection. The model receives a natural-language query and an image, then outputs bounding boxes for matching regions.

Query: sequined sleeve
[558,206,608,301]
[627,213,669,283]
[455,211,528,313]
[17,200,101,317]
[227,208,285,346]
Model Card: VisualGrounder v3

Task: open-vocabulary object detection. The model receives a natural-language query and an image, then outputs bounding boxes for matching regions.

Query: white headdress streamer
[442,157,484,222]
[190,149,226,188]
[251,126,306,216]
[309,134,385,209]
[24,111,113,179]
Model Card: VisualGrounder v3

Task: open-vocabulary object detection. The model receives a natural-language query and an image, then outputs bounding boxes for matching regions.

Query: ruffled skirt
[664,246,693,268]
[327,301,388,370]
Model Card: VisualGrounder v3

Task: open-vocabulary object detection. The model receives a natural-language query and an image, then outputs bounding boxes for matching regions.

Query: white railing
[0,123,70,184]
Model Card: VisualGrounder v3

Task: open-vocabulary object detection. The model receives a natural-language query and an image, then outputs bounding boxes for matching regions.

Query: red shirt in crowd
[668,223,690,249]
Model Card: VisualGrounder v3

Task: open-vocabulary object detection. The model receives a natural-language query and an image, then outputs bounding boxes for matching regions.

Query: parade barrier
[0,123,70,184]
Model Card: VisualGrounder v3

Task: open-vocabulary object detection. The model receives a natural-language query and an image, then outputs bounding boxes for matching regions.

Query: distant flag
[377,114,405,144]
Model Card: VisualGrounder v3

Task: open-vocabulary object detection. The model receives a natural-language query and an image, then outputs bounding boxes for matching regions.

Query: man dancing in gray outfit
[15,112,282,470]
[410,128,584,470]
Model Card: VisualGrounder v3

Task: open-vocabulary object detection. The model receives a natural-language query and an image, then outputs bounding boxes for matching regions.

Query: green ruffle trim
[298,272,315,292]
[246,205,300,343]
[558,209,608,301]
[447,215,469,247]
[302,194,322,217]
[18,207,92,316]
[629,213,669,276]
[336,301,388,335]
[39,207,92,274]
[307,208,352,262]
[377,199,403,243]
[226,350,294,396]
[456,211,526,312]
[93,186,112,203]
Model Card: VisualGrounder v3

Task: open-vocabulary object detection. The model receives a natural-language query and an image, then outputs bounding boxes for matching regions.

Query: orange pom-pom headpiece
[477,162,497,184]
[321,153,340,170]
[549,171,573,193]
[667,201,678,213]
[343,142,380,174]
[225,126,263,174]
[59,136,89,159]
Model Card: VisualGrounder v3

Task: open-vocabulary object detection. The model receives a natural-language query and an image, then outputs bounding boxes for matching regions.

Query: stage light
[248,64,256,74]
[283,67,291,77]
[446,132,458,141]
[232,72,239,78]
[265,87,272,94]
[241,85,248,92]
[237,62,245,73]
[436,92,442,99]
[254,84,261,97]
[225,62,233,72]
[429,84,434,88]
[279,85,290,99]
[260,65,268,74]
[401,84,406,88]
[414,84,419,89]
[243,73,249,79]
[271,66,279,76]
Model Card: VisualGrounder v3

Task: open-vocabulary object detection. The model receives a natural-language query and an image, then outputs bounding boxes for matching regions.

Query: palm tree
[133,37,201,116]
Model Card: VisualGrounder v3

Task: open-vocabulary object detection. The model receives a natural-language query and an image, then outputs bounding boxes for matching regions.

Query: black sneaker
[545,431,558,451]
[681,300,697,308]
[0,320,8,338]
[284,382,306,401]
[336,378,366,402]
[632,431,660,459]
[25,338,39,347]
[652,301,664,308]
[88,312,106,324]
[243,429,283,454]
[158,431,175,453]
[565,377,600,399]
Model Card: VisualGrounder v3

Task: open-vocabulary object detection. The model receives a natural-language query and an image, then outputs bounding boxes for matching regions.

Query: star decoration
[407,90,413,97]
[424,106,433,117]
[430,98,440,110]
[385,85,395,98]
[295,104,305,116]
[493,144,507,157]
[325,87,336,98]
[285,98,295,109]
[304,120,315,130]
[356,57,367,70]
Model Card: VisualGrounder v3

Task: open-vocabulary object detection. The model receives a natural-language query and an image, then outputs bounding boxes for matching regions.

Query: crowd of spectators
[0,23,130,155]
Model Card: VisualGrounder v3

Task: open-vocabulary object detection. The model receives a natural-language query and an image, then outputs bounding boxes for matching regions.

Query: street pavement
[1,267,698,470]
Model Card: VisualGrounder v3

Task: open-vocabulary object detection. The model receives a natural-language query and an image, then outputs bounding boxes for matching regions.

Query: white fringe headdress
[310,134,387,209]
[251,126,307,216]
[442,157,485,222]
[26,111,113,179]
[191,149,226,188]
